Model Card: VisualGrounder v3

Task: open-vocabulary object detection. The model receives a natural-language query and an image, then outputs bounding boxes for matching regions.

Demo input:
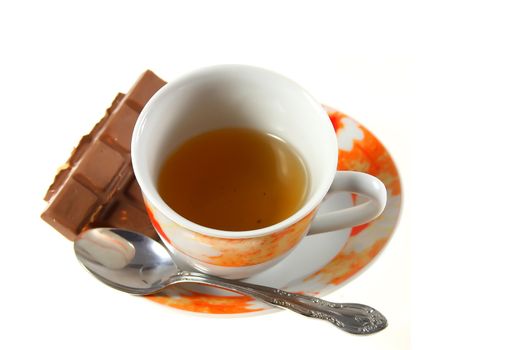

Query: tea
[157,128,309,231]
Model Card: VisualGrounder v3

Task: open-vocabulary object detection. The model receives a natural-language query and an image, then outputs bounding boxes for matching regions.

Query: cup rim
[131,64,338,239]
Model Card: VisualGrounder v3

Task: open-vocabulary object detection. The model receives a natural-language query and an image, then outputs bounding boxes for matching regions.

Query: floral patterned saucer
[145,106,402,315]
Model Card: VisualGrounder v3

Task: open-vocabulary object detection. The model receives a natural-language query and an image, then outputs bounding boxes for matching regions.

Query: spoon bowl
[74,227,388,335]
[74,228,177,294]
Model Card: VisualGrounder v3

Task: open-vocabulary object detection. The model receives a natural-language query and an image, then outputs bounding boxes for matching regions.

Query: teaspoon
[74,227,387,335]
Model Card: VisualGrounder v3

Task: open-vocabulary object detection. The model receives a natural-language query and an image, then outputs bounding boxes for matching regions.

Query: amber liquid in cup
[157,128,309,231]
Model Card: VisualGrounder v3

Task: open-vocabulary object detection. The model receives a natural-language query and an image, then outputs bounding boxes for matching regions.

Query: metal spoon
[74,227,387,334]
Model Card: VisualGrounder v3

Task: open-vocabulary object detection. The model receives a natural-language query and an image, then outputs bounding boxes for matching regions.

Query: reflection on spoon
[75,228,135,269]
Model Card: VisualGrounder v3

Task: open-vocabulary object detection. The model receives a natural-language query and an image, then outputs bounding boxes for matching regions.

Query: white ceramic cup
[132,65,387,279]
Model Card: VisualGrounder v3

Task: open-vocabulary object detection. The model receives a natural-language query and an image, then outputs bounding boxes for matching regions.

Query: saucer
[145,106,402,315]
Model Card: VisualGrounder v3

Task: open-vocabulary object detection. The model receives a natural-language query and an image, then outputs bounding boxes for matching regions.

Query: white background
[1,0,524,349]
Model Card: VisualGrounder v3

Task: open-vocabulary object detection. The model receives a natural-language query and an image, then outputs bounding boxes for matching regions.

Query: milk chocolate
[42,71,166,240]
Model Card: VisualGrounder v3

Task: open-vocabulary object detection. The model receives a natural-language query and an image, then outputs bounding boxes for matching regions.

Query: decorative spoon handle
[170,271,387,335]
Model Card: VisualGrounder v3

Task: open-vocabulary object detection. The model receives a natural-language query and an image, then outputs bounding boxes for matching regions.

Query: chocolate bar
[42,71,166,240]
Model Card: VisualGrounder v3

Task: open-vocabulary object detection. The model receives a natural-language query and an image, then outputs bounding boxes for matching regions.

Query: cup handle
[308,171,387,235]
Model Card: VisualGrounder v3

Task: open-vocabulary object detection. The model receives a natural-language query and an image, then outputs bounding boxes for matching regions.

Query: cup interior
[132,65,338,238]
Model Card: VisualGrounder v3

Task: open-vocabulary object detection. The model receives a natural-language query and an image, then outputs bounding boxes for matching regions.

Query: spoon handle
[171,271,387,334]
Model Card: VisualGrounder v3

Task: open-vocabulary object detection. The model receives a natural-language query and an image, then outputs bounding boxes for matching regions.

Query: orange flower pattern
[191,210,316,267]
[146,202,316,268]
[146,289,264,314]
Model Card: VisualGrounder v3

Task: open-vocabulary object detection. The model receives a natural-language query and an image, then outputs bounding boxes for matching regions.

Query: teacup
[131,65,387,279]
